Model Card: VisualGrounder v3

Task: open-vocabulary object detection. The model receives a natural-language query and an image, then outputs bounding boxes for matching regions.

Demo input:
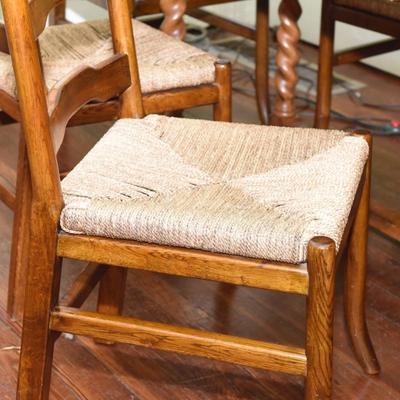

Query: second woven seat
[0,19,216,97]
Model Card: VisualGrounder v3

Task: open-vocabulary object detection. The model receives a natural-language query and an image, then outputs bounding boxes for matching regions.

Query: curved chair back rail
[48,54,131,153]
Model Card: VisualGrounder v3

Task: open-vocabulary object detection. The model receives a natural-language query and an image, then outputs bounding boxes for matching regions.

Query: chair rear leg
[305,237,336,400]
[255,0,270,124]
[314,1,335,129]
[345,133,380,375]
[8,136,31,321]
[213,60,232,122]
[17,210,62,400]
[97,266,127,316]
[215,283,237,331]
[96,267,127,344]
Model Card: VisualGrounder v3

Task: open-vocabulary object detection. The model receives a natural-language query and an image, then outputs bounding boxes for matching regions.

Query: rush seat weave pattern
[61,116,369,264]
[0,19,216,98]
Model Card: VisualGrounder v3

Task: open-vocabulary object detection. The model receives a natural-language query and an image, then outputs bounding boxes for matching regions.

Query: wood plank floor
[0,41,399,399]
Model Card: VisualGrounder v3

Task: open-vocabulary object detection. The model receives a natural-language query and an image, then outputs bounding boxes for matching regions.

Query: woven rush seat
[334,0,400,20]
[0,19,216,98]
[61,115,369,264]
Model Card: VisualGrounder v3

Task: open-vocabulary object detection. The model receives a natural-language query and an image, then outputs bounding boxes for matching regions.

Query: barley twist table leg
[271,0,302,126]
[160,0,187,39]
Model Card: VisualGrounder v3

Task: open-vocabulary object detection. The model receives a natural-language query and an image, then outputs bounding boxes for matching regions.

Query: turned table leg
[160,0,187,39]
[271,0,302,126]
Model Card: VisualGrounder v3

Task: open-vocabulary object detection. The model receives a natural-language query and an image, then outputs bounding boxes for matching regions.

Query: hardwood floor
[0,42,399,399]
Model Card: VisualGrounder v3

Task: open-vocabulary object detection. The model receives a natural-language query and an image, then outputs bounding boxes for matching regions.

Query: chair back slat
[48,54,132,153]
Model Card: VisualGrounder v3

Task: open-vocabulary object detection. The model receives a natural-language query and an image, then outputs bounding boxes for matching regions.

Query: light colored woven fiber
[61,115,369,264]
[0,19,216,97]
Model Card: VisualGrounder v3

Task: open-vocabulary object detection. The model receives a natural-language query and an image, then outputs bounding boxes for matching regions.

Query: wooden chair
[0,0,231,320]
[315,0,400,128]
[2,0,379,399]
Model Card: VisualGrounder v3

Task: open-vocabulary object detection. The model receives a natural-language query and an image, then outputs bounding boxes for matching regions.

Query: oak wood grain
[305,237,336,400]
[50,306,307,376]
[57,233,309,295]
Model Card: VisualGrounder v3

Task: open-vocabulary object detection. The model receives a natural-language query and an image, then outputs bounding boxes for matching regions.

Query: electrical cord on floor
[185,24,208,44]
[342,83,400,111]
[231,62,400,135]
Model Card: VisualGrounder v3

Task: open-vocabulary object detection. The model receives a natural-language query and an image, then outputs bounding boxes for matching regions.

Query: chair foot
[344,299,380,375]
[345,226,380,375]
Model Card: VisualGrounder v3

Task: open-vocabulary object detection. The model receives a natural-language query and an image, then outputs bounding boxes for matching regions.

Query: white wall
[65,0,108,21]
[203,0,400,77]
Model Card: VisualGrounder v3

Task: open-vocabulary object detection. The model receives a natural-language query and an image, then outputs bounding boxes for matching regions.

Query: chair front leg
[213,60,232,122]
[305,237,336,400]
[17,205,62,400]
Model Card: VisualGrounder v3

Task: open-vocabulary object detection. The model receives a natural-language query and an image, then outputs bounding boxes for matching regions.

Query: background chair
[2,1,379,399]
[0,0,231,320]
[53,0,270,124]
[315,0,400,129]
